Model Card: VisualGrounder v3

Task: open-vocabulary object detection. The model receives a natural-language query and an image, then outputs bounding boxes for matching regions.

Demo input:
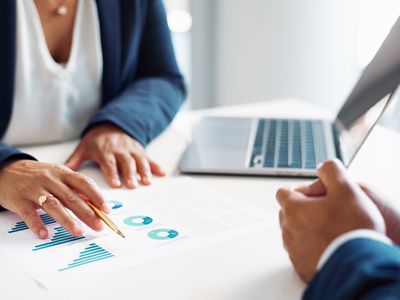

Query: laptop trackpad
[180,117,253,170]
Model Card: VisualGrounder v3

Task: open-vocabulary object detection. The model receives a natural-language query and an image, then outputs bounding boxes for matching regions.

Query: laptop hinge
[332,123,343,163]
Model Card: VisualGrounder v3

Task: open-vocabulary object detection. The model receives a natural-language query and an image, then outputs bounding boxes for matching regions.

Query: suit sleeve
[303,238,400,300]
[0,142,36,211]
[85,0,186,147]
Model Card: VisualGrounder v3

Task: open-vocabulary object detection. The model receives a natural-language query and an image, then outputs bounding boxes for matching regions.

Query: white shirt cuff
[317,229,393,270]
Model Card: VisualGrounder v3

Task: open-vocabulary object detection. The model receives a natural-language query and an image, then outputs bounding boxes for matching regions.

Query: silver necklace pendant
[56,5,68,16]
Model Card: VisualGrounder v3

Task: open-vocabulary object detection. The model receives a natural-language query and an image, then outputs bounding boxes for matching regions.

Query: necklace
[48,0,68,16]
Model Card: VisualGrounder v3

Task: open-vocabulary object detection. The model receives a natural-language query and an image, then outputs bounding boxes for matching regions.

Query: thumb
[65,145,86,171]
[316,159,351,192]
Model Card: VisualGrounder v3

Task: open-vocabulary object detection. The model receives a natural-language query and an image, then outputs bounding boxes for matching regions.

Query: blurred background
[164,0,400,113]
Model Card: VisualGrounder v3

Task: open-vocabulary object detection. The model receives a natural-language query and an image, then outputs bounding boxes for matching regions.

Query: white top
[2,0,103,146]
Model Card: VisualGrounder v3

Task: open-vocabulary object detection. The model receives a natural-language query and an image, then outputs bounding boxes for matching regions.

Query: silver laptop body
[179,17,400,177]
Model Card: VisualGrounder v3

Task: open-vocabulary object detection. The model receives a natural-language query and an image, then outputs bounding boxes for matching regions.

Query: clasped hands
[276,159,400,282]
[0,123,165,239]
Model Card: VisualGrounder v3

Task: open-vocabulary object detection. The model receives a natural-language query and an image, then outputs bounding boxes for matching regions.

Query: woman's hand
[0,160,110,239]
[65,124,165,189]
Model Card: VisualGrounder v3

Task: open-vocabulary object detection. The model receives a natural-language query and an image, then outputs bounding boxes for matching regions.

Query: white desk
[1,99,400,300]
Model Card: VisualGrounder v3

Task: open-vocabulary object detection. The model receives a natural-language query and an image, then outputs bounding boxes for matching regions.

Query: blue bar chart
[33,227,85,251]
[59,243,114,271]
[8,214,56,234]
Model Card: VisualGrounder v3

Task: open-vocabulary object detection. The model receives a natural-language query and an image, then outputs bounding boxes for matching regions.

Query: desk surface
[1,99,400,300]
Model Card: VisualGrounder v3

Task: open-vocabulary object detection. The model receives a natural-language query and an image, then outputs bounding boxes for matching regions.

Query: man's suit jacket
[304,238,400,299]
[0,0,186,166]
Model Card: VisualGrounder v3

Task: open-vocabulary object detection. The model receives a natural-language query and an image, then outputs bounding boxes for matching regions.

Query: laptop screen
[334,17,400,166]
[335,86,399,166]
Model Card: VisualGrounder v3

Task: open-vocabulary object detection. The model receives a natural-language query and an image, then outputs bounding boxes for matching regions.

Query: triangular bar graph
[8,214,56,233]
[59,243,114,271]
[33,227,85,251]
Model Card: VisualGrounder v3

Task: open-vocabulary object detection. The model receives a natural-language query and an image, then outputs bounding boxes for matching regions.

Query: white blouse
[3,0,103,146]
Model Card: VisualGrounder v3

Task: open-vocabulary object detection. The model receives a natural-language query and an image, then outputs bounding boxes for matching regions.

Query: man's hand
[276,159,385,282]
[359,184,400,244]
[66,124,165,189]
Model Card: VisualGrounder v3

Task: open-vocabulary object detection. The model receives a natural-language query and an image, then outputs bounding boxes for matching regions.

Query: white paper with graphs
[0,177,274,289]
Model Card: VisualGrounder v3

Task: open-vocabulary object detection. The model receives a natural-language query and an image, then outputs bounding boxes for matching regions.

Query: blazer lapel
[0,0,16,138]
[96,0,122,102]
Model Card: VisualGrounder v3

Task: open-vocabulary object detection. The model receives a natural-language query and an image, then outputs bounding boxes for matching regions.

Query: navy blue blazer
[304,238,400,299]
[0,0,186,166]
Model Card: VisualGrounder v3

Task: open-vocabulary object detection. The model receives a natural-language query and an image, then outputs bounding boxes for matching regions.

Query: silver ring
[38,194,54,208]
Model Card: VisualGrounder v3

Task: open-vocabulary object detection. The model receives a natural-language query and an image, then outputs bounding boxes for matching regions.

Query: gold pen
[79,194,126,239]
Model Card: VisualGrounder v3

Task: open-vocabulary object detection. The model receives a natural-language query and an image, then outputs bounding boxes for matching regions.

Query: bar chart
[59,243,114,271]
[8,214,56,234]
[33,227,85,251]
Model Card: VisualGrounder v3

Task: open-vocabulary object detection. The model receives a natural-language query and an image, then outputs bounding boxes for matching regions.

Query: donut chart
[123,216,153,226]
[148,228,179,240]
[108,200,123,210]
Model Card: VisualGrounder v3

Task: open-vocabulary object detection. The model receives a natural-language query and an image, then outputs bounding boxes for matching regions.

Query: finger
[116,153,139,189]
[276,186,309,207]
[64,172,110,214]
[133,154,152,185]
[97,153,121,188]
[65,145,86,171]
[17,204,48,239]
[149,159,166,177]
[316,159,351,191]
[279,209,284,229]
[295,179,326,197]
[49,182,104,231]
[41,194,84,237]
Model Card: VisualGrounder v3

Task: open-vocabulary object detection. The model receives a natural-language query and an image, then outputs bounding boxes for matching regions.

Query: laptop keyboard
[249,119,326,169]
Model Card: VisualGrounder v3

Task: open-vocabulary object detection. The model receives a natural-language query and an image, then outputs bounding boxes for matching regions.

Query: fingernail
[317,163,323,169]
[73,224,84,236]
[145,172,152,184]
[112,178,121,187]
[39,229,47,239]
[101,203,111,213]
[133,179,139,187]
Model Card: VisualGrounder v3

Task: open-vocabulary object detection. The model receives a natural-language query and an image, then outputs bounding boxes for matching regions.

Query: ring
[38,194,54,208]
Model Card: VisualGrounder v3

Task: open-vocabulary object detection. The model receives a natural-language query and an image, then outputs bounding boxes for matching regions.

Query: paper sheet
[0,177,274,289]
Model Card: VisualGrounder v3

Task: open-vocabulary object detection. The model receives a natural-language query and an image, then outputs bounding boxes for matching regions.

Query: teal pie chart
[108,200,123,210]
[148,228,179,240]
[123,216,153,226]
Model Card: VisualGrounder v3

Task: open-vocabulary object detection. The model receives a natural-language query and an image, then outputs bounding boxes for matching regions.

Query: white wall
[211,0,361,111]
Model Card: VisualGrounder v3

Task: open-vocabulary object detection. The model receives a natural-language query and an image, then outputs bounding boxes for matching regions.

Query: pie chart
[123,216,153,226]
[108,200,123,210]
[148,228,179,240]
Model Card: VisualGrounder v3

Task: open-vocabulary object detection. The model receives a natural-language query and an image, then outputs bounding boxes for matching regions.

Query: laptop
[179,17,400,177]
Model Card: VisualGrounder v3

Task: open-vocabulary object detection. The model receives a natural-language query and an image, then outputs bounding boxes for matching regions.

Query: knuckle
[83,209,96,220]
[39,169,53,181]
[276,187,290,201]
[65,193,80,205]
[46,198,60,209]
[321,159,341,173]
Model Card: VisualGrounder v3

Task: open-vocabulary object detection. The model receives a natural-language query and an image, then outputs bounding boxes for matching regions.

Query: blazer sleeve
[84,0,186,147]
[303,238,400,300]
[0,143,36,211]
